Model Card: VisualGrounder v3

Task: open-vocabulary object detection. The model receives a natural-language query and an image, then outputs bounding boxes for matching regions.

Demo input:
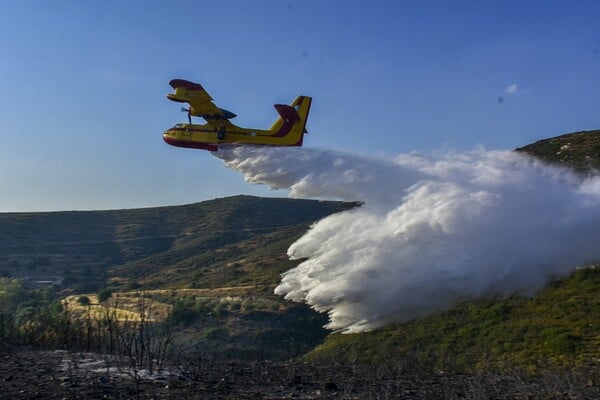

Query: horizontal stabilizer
[274,104,300,123]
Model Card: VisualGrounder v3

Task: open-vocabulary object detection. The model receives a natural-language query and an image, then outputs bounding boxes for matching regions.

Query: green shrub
[77,296,91,306]
[96,288,113,302]
[168,300,198,326]
[201,326,229,340]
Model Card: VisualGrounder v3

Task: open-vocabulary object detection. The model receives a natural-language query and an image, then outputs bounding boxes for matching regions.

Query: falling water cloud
[215,146,600,333]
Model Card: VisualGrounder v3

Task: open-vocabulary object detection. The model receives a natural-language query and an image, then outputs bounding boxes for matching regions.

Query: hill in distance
[0,196,355,292]
[516,129,600,173]
[0,196,357,358]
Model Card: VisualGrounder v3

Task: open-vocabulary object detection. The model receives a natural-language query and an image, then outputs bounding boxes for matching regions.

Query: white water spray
[215,146,600,333]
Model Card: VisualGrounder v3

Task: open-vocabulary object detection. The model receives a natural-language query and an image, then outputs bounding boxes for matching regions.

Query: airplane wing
[167,79,236,121]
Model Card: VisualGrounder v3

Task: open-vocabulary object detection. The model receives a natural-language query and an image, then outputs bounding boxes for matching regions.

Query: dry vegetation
[63,293,172,323]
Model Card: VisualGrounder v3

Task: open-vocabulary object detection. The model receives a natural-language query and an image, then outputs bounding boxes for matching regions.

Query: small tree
[97,288,113,302]
[77,296,90,306]
[168,300,198,326]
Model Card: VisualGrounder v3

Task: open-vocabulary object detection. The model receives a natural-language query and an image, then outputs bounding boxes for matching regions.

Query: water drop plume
[215,146,600,333]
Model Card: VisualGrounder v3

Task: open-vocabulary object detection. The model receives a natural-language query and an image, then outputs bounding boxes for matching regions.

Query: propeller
[180,107,192,124]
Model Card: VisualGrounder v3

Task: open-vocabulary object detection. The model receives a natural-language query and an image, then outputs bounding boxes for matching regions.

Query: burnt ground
[0,347,597,399]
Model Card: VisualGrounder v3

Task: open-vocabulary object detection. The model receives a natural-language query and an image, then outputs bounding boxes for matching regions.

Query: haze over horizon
[1,1,599,212]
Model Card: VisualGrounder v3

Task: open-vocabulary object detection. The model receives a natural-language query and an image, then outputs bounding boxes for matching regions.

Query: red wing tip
[169,79,205,91]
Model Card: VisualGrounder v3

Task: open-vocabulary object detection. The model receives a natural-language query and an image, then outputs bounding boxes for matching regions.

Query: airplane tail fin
[269,96,312,146]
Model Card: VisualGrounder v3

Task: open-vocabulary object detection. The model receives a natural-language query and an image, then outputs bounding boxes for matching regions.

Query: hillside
[0,196,356,359]
[516,129,600,174]
[308,267,599,373]
[0,196,355,292]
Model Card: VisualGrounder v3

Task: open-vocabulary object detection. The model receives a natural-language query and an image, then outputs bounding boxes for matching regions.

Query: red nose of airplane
[162,130,218,152]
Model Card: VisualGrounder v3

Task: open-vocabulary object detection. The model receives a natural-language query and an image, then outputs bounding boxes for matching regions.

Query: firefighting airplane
[163,79,312,152]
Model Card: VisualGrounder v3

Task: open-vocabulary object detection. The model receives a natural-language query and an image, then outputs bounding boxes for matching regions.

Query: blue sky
[1,1,599,211]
